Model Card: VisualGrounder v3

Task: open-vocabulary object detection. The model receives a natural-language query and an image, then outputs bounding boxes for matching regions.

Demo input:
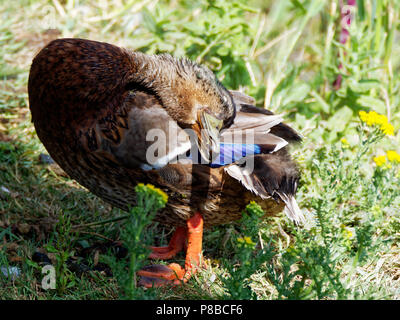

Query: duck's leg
[137,212,203,287]
[148,227,187,259]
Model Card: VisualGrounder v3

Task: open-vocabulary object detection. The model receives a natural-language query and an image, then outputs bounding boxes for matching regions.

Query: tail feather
[276,192,305,225]
[220,112,288,152]
[224,112,283,132]
[224,151,305,224]
[223,91,304,225]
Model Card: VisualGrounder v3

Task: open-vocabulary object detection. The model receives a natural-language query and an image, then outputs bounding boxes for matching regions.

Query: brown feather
[28,38,301,228]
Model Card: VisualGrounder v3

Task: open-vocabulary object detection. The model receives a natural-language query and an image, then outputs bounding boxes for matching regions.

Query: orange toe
[137,264,181,281]
[148,227,186,260]
[137,263,185,288]
[137,212,204,288]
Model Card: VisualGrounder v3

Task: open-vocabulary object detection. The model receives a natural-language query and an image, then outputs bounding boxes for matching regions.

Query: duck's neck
[127,52,180,93]
[125,52,197,124]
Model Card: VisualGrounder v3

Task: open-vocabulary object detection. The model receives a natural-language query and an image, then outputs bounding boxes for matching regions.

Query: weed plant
[0,0,399,299]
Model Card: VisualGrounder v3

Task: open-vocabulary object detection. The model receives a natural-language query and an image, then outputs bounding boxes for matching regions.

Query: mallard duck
[28,38,303,287]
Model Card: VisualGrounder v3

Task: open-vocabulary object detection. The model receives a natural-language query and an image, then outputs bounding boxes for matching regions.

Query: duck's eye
[196,72,203,80]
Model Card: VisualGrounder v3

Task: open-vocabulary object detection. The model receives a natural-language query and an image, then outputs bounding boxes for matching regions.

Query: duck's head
[130,53,236,158]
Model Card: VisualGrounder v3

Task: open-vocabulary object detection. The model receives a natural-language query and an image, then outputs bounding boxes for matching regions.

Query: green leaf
[130,38,155,50]
[45,245,58,253]
[141,8,158,34]
[326,106,353,132]
[156,42,175,52]
[349,79,381,93]
[78,240,90,249]
[25,259,40,270]
[281,83,311,106]
[310,90,330,113]
[290,0,306,14]
[216,45,230,56]
[356,95,386,114]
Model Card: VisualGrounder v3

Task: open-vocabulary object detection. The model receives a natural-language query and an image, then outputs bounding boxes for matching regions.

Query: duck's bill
[198,111,223,161]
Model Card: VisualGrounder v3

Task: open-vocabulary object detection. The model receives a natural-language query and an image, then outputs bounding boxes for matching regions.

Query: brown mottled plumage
[28,38,303,229]
[29,38,303,286]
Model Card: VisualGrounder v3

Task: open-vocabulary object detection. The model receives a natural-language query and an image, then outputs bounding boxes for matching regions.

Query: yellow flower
[343,229,353,239]
[380,122,394,136]
[359,110,368,123]
[340,224,355,240]
[340,138,350,149]
[287,245,295,254]
[373,155,387,167]
[366,111,379,126]
[359,110,395,136]
[243,236,255,245]
[375,114,388,125]
[387,150,400,163]
[237,236,256,248]
[135,183,168,204]
[147,184,168,204]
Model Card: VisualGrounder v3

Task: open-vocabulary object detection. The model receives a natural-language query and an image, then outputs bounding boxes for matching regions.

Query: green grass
[1,0,400,300]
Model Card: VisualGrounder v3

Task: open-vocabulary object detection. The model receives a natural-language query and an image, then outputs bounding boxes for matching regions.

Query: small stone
[0,186,10,194]
[39,153,55,164]
[1,266,21,280]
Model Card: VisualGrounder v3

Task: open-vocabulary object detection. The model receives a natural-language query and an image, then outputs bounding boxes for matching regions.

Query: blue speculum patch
[188,144,262,167]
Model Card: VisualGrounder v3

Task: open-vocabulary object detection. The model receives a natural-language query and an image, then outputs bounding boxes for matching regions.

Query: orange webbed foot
[137,212,203,288]
[148,227,187,260]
